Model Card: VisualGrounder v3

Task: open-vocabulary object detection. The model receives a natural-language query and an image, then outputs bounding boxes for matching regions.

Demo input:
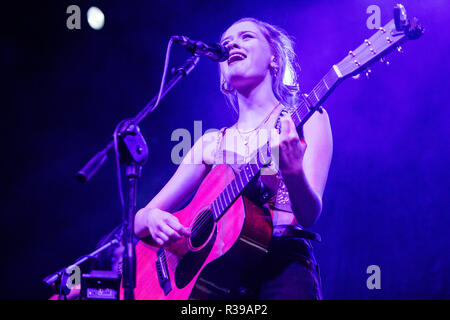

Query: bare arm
[134,131,218,241]
[277,109,333,228]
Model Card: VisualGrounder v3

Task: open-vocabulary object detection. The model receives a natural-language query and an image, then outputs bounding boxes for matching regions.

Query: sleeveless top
[211,112,303,235]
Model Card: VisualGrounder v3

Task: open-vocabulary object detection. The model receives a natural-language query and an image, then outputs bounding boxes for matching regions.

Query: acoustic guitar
[123,6,423,299]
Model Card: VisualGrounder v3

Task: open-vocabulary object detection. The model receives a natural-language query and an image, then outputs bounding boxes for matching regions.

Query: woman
[134,18,333,299]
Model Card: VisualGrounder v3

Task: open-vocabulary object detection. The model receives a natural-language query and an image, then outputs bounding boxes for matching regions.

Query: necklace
[235,102,282,157]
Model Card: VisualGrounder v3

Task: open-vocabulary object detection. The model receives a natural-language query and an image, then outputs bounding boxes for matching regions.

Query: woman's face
[220,21,274,91]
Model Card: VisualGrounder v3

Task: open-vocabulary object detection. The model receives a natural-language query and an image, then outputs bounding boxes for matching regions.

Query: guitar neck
[290,65,342,128]
[210,66,342,222]
[210,9,424,221]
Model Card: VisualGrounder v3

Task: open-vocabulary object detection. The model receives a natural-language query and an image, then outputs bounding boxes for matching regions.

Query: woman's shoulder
[303,107,332,137]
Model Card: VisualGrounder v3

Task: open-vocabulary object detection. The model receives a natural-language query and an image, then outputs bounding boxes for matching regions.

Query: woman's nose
[225,40,240,51]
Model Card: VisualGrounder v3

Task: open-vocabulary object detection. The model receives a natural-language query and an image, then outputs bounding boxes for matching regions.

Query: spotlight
[87,7,105,30]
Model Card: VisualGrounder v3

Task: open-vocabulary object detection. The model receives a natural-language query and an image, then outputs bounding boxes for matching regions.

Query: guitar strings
[189,163,261,240]
[190,215,210,237]
[189,96,315,239]
[190,211,214,239]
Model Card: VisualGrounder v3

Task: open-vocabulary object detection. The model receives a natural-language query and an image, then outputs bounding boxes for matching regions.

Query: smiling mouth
[228,52,247,65]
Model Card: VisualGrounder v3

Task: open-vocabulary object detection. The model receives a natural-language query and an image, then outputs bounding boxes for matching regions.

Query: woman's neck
[235,74,280,131]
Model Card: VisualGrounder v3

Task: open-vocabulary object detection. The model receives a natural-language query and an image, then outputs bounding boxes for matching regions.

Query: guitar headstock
[335,4,424,79]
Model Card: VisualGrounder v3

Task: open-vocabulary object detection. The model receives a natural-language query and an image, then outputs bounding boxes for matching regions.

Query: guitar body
[123,164,273,300]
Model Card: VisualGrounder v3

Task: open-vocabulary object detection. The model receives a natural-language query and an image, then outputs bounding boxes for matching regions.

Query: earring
[270,64,279,78]
[221,81,235,93]
[270,58,279,77]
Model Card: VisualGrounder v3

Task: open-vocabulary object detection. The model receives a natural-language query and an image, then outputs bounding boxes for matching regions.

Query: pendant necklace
[235,102,281,159]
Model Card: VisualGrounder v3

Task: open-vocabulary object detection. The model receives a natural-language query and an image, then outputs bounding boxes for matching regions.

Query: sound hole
[190,209,214,249]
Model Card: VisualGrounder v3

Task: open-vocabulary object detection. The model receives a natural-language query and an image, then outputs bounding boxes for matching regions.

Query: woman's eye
[242,34,253,39]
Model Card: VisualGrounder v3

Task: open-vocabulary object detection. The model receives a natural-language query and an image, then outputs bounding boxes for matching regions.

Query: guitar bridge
[156,247,172,295]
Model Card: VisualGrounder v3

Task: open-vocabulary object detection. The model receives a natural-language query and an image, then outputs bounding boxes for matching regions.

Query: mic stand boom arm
[43,238,120,299]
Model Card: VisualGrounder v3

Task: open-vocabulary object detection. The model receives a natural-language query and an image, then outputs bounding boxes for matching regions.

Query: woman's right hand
[139,207,191,246]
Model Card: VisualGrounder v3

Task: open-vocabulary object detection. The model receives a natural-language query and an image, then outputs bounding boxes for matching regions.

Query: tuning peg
[352,74,361,80]
[365,69,372,79]
[396,45,404,53]
[380,57,390,66]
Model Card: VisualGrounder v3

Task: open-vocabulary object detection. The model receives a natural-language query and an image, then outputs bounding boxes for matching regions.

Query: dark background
[1,0,449,299]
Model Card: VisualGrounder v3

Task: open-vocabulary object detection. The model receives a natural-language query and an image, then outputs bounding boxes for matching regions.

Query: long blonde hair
[219,17,301,114]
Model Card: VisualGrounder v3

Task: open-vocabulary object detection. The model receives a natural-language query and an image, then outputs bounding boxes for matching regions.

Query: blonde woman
[135,18,333,299]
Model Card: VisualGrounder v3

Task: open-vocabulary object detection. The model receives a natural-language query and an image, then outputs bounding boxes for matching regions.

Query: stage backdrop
[1,0,449,299]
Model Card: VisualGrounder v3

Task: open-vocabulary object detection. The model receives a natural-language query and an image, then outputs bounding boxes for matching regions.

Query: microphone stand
[76,54,201,300]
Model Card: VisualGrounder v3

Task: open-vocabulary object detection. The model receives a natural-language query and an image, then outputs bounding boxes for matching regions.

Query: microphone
[172,36,229,62]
